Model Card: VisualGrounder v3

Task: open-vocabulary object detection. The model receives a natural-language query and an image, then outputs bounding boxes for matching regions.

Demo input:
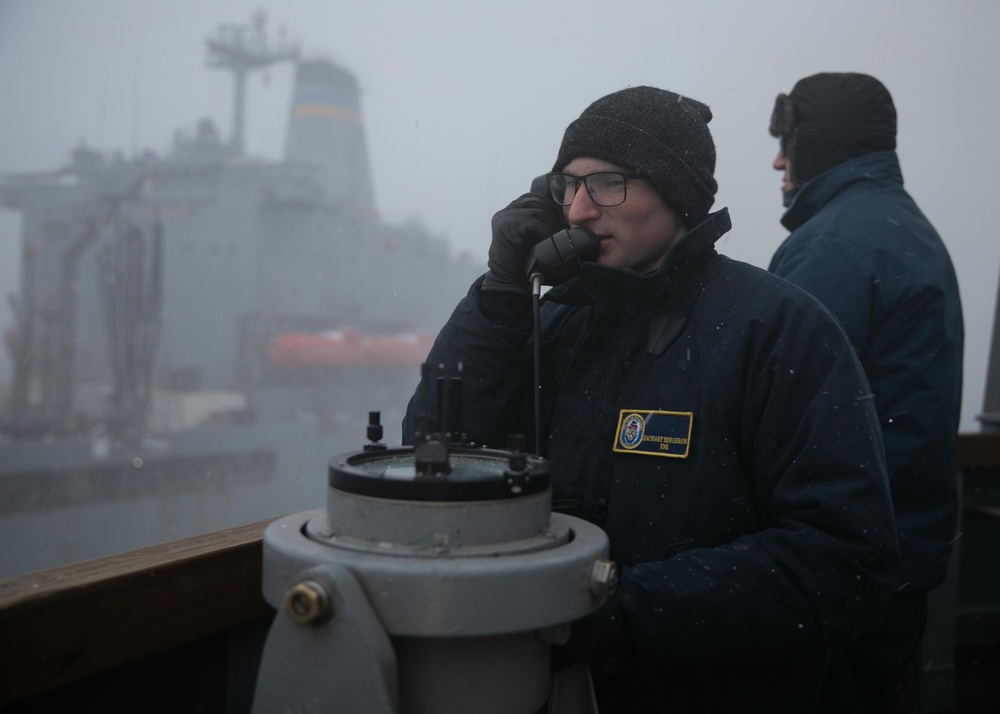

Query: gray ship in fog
[0,16,482,578]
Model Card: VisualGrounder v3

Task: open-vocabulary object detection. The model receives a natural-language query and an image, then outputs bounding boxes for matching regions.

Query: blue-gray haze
[0,0,996,431]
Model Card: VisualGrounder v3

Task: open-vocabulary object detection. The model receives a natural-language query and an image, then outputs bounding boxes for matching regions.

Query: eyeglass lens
[548,173,630,207]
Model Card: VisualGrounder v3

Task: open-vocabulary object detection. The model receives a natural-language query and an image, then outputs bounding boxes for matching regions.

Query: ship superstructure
[0,16,478,440]
[0,17,482,577]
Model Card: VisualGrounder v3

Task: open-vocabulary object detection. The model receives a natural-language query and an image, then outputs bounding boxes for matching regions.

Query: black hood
[770,72,896,187]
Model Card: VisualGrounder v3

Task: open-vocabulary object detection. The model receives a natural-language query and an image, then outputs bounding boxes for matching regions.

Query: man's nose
[772,151,786,171]
[567,185,601,224]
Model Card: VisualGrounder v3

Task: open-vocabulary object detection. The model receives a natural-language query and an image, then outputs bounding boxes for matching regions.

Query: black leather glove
[479,175,566,328]
[482,175,567,296]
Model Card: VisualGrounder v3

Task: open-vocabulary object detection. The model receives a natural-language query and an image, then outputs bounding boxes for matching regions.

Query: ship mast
[205,11,300,154]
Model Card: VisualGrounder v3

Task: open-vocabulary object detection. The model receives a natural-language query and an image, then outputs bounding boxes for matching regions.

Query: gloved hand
[482,175,567,297]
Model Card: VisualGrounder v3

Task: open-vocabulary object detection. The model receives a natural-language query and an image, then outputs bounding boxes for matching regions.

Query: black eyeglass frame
[545,171,645,208]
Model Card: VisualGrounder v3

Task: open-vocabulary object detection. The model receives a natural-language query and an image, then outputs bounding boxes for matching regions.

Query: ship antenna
[205,11,300,154]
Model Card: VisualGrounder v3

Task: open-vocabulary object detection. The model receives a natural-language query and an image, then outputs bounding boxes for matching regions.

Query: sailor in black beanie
[406,85,898,712]
[552,85,718,228]
[768,73,964,713]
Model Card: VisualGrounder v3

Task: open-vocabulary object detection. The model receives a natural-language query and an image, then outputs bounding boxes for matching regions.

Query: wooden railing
[0,433,998,707]
[0,519,276,706]
[956,431,1000,470]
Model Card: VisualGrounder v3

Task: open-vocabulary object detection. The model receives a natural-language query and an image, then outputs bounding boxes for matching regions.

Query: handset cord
[530,272,544,454]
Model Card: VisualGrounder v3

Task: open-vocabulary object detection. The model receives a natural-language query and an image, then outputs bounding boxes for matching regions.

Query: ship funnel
[284,60,377,216]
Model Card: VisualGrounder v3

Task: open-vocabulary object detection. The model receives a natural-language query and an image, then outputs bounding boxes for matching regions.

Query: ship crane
[205,11,300,154]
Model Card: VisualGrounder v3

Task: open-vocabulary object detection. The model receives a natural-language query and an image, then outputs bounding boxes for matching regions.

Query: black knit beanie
[770,72,897,186]
[552,86,718,227]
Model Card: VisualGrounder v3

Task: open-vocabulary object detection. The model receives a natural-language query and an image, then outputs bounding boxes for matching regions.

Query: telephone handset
[525,174,601,292]
[524,172,600,287]
[525,227,600,287]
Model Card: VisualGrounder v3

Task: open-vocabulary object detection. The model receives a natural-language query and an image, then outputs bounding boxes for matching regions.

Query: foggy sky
[0,0,997,431]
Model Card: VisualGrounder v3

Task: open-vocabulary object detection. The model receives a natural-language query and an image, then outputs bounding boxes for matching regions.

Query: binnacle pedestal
[251,433,614,714]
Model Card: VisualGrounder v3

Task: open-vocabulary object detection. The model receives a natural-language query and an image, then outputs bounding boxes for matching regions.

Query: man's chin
[782,186,801,208]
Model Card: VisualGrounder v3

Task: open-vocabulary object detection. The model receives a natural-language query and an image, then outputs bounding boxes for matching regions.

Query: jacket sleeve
[402,275,532,447]
[620,284,900,669]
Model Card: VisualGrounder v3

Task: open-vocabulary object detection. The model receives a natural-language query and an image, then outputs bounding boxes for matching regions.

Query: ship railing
[0,432,998,711]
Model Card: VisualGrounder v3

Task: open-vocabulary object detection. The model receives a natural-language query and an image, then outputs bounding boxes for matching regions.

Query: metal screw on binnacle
[589,560,618,598]
[284,579,333,626]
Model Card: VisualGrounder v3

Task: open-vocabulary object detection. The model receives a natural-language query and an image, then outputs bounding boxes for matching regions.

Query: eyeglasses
[546,172,644,207]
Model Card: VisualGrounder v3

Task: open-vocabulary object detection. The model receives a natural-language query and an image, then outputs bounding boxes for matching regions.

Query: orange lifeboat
[362,332,435,367]
[264,329,365,368]
[264,329,434,369]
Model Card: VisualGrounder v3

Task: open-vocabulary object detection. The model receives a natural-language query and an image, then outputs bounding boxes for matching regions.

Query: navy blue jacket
[770,151,964,592]
[405,209,899,710]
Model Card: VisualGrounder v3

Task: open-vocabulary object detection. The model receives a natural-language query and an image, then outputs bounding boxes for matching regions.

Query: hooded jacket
[404,208,899,710]
[770,150,964,592]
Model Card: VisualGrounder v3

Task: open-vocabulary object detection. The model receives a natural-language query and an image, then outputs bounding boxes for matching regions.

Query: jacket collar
[545,208,731,304]
[781,150,903,231]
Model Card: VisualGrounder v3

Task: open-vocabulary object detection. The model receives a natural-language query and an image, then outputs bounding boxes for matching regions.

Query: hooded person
[769,72,897,206]
[405,85,899,712]
[768,72,964,713]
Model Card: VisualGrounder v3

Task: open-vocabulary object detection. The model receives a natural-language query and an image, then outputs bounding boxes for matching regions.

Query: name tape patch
[613,409,693,458]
